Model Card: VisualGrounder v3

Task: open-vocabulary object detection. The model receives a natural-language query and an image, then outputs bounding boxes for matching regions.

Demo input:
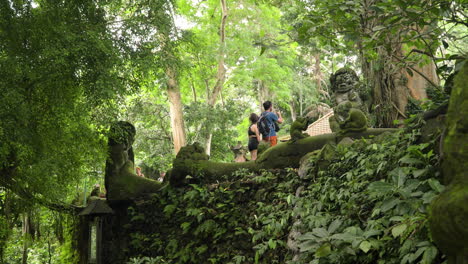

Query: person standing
[261,101,283,147]
[247,113,261,160]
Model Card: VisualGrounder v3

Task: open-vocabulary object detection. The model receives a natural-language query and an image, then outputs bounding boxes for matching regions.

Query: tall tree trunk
[289,100,297,121]
[204,0,228,156]
[359,0,440,127]
[22,213,30,264]
[405,62,437,100]
[167,67,186,154]
[207,0,228,107]
[189,74,197,102]
[313,53,322,91]
[359,0,407,127]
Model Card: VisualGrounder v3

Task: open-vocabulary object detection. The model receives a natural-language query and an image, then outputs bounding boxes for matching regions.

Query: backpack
[258,112,271,137]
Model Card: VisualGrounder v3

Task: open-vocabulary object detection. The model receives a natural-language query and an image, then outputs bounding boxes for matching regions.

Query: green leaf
[427,179,445,193]
[412,168,427,178]
[399,155,424,165]
[372,25,386,31]
[331,232,356,242]
[259,29,265,38]
[391,224,407,238]
[180,222,191,233]
[359,240,371,253]
[268,239,277,249]
[381,198,400,212]
[298,232,318,241]
[421,246,438,264]
[328,219,342,234]
[363,229,382,238]
[298,240,318,252]
[313,228,329,238]
[163,204,177,217]
[390,167,408,187]
[389,216,404,222]
[314,243,332,258]
[368,181,393,194]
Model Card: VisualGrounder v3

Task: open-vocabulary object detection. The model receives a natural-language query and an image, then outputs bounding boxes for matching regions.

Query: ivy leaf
[359,240,371,253]
[391,224,407,238]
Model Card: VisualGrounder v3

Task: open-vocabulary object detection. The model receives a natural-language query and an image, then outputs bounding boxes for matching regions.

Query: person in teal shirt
[261,101,283,146]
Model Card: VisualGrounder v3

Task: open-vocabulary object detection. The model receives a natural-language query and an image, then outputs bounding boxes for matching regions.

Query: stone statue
[328,68,368,134]
[290,116,311,141]
[329,102,367,134]
[329,68,363,106]
[105,121,162,201]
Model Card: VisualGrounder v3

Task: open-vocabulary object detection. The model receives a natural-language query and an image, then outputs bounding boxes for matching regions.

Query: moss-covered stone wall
[429,61,468,263]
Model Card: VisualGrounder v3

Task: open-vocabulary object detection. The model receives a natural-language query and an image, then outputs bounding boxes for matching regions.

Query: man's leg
[270,136,277,146]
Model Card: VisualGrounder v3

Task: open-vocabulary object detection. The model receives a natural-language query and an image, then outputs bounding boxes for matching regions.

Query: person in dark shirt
[261,101,283,146]
[248,113,261,160]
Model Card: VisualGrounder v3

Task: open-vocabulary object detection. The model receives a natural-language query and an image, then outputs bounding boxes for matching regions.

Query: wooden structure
[306,110,334,136]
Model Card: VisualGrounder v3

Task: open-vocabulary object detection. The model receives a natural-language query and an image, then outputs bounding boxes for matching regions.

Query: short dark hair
[263,101,272,111]
[249,113,259,124]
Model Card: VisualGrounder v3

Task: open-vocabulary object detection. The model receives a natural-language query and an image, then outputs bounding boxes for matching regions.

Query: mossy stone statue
[329,68,369,134]
[105,121,162,201]
[290,116,310,141]
[329,102,367,134]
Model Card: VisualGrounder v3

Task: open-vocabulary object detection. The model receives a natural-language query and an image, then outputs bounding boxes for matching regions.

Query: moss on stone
[289,117,310,141]
[107,159,163,201]
[429,60,468,263]
[169,128,397,186]
[105,121,163,201]
[429,183,468,260]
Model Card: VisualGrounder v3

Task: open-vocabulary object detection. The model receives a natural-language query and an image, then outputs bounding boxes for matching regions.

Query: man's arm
[268,111,283,124]
[276,111,283,123]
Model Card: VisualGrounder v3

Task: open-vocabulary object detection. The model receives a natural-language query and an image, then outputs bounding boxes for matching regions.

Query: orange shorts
[263,136,278,146]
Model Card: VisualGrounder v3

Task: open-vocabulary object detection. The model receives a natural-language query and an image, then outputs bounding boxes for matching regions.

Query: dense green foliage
[119,122,445,264]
